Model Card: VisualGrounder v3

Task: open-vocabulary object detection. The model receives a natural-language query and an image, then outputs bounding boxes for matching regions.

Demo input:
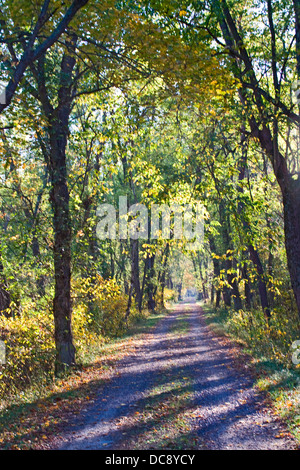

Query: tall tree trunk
[237,130,270,318]
[218,201,243,310]
[49,112,75,373]
[146,254,156,312]
[281,178,300,314]
[32,235,46,297]
[37,40,77,373]
[160,243,170,307]
[210,283,215,304]
[293,0,300,81]
[241,263,252,309]
[195,255,208,302]
[154,243,169,305]
[141,251,156,312]
[214,0,300,319]
[129,238,141,309]
[248,245,270,317]
[208,232,222,308]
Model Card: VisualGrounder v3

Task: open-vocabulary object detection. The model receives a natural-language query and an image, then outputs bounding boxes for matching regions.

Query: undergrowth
[201,302,300,443]
[0,300,170,449]
[0,274,172,405]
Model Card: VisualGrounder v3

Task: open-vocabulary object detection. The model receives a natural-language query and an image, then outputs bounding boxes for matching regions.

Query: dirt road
[52,303,296,450]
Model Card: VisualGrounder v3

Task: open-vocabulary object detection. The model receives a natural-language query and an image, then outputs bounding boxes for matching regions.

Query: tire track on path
[56,308,180,449]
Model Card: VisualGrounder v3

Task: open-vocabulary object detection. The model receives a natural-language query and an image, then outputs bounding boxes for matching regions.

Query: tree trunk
[293,0,300,81]
[215,289,221,308]
[32,235,46,297]
[193,254,208,302]
[129,238,141,309]
[208,233,222,308]
[280,178,300,315]
[213,0,300,318]
[218,201,243,310]
[146,254,156,312]
[160,245,169,307]
[248,245,270,318]
[49,115,75,374]
[37,41,78,373]
[210,283,215,304]
[237,134,270,318]
[154,243,169,307]
[241,263,252,309]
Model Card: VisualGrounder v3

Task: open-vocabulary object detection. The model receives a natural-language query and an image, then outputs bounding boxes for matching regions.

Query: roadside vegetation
[201,302,300,443]
[0,302,170,450]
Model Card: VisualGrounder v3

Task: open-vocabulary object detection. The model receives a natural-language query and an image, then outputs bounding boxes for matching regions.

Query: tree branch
[0,0,89,114]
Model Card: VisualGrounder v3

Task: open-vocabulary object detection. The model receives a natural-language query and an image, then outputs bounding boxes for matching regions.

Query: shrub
[0,275,137,400]
[72,274,129,338]
[163,288,178,304]
[0,302,55,399]
[226,306,300,367]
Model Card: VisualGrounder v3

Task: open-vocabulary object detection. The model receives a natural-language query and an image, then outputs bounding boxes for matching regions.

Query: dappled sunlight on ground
[42,303,296,450]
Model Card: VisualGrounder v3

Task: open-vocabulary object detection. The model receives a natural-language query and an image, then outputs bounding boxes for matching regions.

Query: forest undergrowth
[201,302,300,443]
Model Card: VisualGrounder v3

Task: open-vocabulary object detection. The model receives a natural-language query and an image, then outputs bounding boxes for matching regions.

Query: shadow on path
[50,302,296,450]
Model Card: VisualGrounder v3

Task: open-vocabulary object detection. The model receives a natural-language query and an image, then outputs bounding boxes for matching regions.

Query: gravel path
[54,302,297,450]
